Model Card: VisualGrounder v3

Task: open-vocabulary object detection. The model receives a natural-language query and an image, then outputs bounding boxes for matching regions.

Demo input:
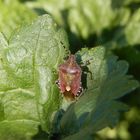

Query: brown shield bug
[56,54,83,100]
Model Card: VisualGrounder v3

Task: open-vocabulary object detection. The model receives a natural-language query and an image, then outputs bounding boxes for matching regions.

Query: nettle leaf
[60,47,139,139]
[100,7,140,49]
[0,89,39,140]
[0,14,69,139]
[27,0,139,47]
[125,9,140,45]
[123,0,140,5]
[0,0,37,39]
[26,0,115,39]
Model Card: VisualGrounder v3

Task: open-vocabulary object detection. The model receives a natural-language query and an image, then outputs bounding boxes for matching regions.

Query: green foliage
[125,9,140,45]
[0,0,37,39]
[25,0,140,43]
[26,0,115,39]
[0,15,139,140]
[0,14,69,140]
[59,47,139,139]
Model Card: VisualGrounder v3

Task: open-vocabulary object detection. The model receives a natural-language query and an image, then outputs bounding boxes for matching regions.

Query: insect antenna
[60,41,70,60]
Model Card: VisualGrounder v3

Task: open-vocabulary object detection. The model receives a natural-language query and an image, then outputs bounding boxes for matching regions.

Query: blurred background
[0,0,140,139]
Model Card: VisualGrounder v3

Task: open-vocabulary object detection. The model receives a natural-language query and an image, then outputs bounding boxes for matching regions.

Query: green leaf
[0,14,69,139]
[99,7,140,48]
[59,47,139,139]
[123,0,140,5]
[0,89,39,140]
[0,0,37,39]
[25,0,140,55]
[26,0,115,39]
[62,130,93,140]
[125,9,140,45]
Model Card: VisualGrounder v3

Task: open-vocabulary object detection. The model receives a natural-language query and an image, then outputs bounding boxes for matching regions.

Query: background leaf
[25,0,140,48]
[26,0,115,39]
[0,0,37,39]
[125,9,140,45]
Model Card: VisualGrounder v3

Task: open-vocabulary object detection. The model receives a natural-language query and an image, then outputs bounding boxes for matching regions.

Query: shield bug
[56,54,83,100]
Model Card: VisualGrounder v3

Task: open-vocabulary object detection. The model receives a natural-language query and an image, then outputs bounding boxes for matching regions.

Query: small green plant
[0,15,139,140]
